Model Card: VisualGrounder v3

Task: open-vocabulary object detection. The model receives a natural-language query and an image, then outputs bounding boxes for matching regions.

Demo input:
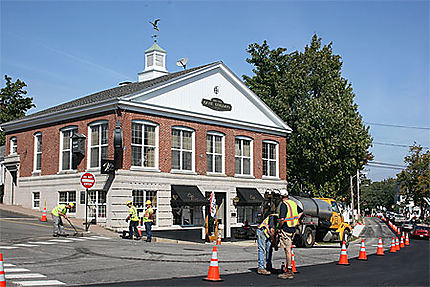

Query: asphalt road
[1,209,428,286]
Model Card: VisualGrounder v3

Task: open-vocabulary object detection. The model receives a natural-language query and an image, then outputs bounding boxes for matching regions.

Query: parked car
[412,224,429,240]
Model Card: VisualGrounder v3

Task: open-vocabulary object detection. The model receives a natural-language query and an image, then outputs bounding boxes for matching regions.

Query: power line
[370,161,406,168]
[365,122,430,130]
[373,142,430,149]
[366,164,404,170]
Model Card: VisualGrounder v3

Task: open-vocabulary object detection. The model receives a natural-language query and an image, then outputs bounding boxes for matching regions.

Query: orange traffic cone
[389,237,397,253]
[376,237,384,256]
[0,253,5,287]
[405,233,410,246]
[400,236,405,248]
[203,246,223,281]
[358,239,367,260]
[41,207,47,222]
[291,247,298,273]
[337,241,350,265]
[216,233,222,245]
[137,225,142,237]
[395,237,400,251]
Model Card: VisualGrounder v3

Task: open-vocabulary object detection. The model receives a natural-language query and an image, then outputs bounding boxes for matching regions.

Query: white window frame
[32,192,40,209]
[206,131,225,175]
[10,137,17,155]
[87,121,109,169]
[171,126,195,172]
[262,140,279,178]
[235,136,253,176]
[58,191,76,213]
[87,190,107,219]
[33,133,42,172]
[131,120,159,170]
[132,190,158,226]
[59,126,78,171]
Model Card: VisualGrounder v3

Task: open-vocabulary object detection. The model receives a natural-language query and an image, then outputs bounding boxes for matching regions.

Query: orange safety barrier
[203,246,223,281]
[337,241,350,265]
[358,239,367,260]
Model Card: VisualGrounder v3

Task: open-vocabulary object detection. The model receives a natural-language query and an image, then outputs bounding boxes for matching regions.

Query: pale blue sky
[1,0,429,181]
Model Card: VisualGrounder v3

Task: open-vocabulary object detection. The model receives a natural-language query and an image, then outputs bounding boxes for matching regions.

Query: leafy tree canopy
[397,144,430,216]
[243,34,372,198]
[0,75,35,145]
[360,178,397,211]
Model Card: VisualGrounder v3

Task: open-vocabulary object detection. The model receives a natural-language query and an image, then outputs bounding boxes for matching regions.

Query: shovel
[65,217,84,237]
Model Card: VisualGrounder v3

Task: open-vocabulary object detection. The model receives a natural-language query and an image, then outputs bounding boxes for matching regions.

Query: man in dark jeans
[143,200,154,242]
[125,201,140,240]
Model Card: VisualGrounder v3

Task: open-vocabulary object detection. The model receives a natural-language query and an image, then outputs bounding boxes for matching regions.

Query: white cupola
[138,41,168,82]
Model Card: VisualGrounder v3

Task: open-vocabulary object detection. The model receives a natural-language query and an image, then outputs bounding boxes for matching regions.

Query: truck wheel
[302,227,315,248]
[341,230,351,248]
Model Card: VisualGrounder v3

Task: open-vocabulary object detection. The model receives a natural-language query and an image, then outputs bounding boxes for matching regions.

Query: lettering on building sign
[201,98,232,112]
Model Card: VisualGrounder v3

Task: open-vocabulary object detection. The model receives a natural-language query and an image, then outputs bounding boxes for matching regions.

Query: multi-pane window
[88,190,107,218]
[132,190,158,225]
[207,133,224,174]
[172,206,203,226]
[171,128,194,171]
[131,122,158,168]
[32,192,40,208]
[262,141,278,177]
[59,191,76,213]
[60,127,78,171]
[146,54,154,67]
[33,133,42,172]
[155,54,163,66]
[235,138,252,175]
[10,137,17,155]
[237,206,259,225]
[89,122,108,168]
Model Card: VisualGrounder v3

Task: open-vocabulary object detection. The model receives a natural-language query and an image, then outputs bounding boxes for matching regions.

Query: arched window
[171,126,195,172]
[235,136,253,176]
[262,140,279,178]
[33,132,42,172]
[88,121,108,169]
[10,137,17,155]
[206,131,225,174]
[131,120,159,169]
[59,126,78,171]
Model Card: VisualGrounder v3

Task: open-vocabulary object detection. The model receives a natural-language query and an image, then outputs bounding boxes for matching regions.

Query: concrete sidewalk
[0,203,118,238]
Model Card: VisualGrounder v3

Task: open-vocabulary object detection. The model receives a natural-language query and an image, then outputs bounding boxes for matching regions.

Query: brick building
[1,42,291,241]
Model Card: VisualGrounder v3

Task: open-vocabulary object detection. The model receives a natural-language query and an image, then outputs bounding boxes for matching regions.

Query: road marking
[90,236,111,239]
[84,237,103,240]
[29,241,57,245]
[14,244,38,247]
[68,238,86,241]
[0,246,19,249]
[48,239,73,243]
[6,273,47,279]
[12,280,66,286]
[4,268,30,273]
[4,263,16,267]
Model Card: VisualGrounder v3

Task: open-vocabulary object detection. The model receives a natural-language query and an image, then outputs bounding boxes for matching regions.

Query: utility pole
[357,169,360,220]
[350,175,354,224]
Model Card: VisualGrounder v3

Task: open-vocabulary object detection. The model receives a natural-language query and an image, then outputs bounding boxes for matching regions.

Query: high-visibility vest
[258,214,277,238]
[281,199,299,227]
[129,206,139,221]
[143,207,153,223]
[51,204,67,217]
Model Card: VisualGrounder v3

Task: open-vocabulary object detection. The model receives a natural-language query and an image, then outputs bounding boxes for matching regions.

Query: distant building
[1,41,291,241]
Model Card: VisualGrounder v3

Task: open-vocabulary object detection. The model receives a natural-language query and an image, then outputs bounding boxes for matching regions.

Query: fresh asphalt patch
[84,239,429,286]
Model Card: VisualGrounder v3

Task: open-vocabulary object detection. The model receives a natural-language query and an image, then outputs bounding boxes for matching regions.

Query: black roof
[21,62,221,121]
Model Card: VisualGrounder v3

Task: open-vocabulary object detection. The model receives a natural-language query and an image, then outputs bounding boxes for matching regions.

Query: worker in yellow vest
[256,213,278,275]
[277,189,303,280]
[142,200,154,242]
[51,203,74,237]
[125,201,141,240]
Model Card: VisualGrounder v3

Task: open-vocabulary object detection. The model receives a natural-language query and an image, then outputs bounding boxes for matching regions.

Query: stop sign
[80,172,95,189]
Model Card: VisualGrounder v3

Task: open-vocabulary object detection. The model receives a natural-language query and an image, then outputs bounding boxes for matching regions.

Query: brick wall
[6,109,287,180]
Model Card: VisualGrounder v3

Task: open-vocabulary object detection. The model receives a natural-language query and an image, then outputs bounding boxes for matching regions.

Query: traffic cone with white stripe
[376,237,384,256]
[405,233,410,246]
[0,253,5,287]
[395,237,400,251]
[358,239,367,260]
[216,233,222,245]
[400,236,405,248]
[337,241,350,265]
[389,237,397,253]
[203,246,223,281]
[137,225,142,237]
[291,247,298,273]
[41,207,47,222]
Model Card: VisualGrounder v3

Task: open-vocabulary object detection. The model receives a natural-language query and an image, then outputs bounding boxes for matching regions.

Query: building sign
[201,98,232,111]
[101,159,115,174]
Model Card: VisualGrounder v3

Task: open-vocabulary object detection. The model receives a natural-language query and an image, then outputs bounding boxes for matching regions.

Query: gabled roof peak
[145,42,166,53]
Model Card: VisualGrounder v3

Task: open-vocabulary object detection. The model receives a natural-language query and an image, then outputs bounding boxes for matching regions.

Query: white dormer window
[10,137,17,155]
[33,133,42,172]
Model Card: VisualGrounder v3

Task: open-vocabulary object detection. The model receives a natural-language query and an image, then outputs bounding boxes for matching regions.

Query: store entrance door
[205,192,226,241]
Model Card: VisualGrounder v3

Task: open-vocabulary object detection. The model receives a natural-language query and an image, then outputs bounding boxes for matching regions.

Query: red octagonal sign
[80,172,95,189]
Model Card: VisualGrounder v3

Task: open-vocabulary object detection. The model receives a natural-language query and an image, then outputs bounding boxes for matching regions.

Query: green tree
[397,144,430,218]
[243,34,372,198]
[360,178,397,211]
[0,75,35,145]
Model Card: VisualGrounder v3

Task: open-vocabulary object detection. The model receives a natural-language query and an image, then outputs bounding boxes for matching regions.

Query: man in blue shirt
[256,213,278,275]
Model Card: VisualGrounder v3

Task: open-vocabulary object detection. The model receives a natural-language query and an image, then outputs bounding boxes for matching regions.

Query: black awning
[236,188,264,206]
[171,185,208,207]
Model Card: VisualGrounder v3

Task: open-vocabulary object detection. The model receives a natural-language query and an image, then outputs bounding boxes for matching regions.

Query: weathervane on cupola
[137,18,168,83]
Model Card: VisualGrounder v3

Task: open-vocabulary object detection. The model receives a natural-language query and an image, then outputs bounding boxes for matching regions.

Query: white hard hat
[279,189,288,196]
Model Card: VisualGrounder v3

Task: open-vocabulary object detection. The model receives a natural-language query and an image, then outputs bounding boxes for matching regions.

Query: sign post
[80,172,95,231]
